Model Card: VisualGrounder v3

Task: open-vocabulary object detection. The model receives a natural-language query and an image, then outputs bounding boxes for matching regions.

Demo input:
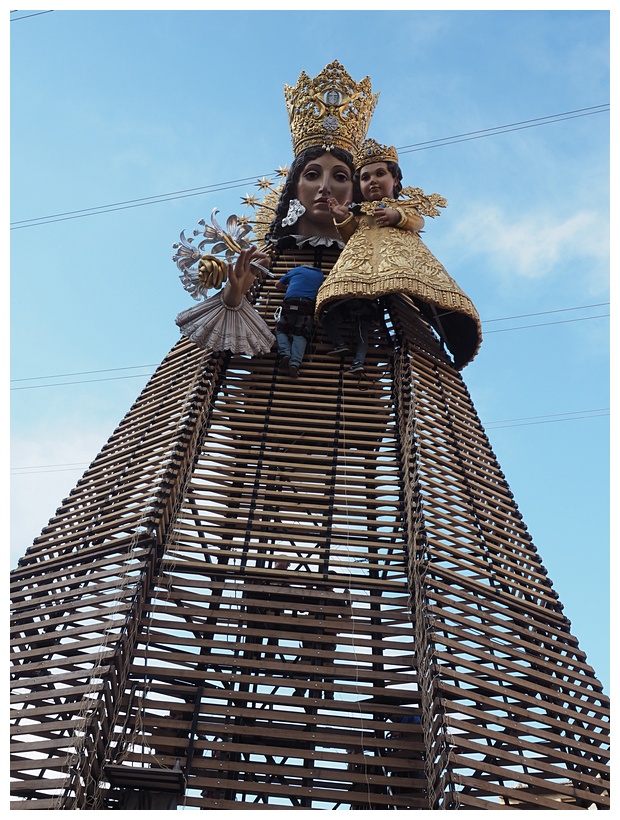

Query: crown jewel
[284,60,379,156]
[354,138,399,171]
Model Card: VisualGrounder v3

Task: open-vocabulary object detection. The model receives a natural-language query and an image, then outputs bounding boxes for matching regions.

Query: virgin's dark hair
[353,160,403,201]
[265,146,354,244]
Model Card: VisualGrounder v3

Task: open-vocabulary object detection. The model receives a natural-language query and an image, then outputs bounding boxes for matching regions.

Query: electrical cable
[9,303,609,389]
[10,10,54,21]
[484,313,609,334]
[10,177,265,229]
[10,105,609,230]
[398,105,609,154]
[12,406,608,476]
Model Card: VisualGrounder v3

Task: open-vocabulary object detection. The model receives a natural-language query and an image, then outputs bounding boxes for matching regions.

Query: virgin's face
[294,153,353,237]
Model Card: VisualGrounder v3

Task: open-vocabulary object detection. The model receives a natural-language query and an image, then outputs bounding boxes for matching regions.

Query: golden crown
[284,60,379,156]
[354,138,399,171]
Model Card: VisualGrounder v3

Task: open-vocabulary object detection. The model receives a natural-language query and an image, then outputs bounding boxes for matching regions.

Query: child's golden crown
[354,138,399,171]
[284,60,379,157]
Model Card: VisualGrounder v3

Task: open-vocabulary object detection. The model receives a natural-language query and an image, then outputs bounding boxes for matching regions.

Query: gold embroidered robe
[315,196,482,368]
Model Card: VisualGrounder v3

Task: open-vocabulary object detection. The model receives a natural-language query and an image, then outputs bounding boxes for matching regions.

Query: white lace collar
[290,234,345,250]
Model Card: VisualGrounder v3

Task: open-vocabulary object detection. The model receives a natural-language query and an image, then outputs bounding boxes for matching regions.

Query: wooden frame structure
[10,248,609,809]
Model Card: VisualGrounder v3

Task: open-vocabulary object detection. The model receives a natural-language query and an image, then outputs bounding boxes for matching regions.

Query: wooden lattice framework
[10,246,609,809]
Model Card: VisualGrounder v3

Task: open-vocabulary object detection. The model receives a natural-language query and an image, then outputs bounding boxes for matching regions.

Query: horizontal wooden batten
[10,260,609,809]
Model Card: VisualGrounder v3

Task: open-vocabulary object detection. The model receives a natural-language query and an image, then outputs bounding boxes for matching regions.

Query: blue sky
[9,6,610,694]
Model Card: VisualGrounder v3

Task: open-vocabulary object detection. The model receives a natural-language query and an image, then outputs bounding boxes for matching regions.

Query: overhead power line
[10,176,265,230]
[11,406,609,476]
[10,372,156,391]
[10,105,609,230]
[10,363,160,384]
[10,10,54,21]
[10,303,608,390]
[484,408,609,430]
[481,303,610,323]
[397,105,609,154]
[12,462,91,476]
[484,313,608,334]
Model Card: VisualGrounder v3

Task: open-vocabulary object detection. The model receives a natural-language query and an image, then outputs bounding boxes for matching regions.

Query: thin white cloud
[448,204,609,286]
[10,424,109,569]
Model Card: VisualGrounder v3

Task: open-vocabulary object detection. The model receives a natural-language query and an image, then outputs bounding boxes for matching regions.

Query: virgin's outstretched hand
[222,247,272,308]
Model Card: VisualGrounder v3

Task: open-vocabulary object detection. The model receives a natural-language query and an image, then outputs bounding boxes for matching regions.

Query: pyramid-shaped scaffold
[10,244,609,810]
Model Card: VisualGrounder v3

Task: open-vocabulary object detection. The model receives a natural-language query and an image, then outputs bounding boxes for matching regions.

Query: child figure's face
[359,162,397,201]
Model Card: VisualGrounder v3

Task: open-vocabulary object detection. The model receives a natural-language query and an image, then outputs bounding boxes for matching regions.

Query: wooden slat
[10,244,609,810]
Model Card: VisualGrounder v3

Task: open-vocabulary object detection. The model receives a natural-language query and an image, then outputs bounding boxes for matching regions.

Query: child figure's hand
[375,206,401,228]
[327,197,351,223]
